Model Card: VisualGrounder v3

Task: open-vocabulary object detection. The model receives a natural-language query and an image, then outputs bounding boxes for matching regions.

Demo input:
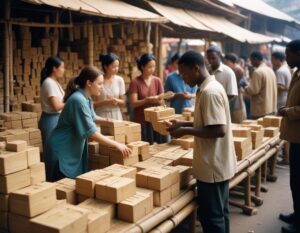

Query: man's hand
[169,128,187,138]
[175,92,192,100]
[146,96,161,104]
[166,119,184,132]
[278,107,288,117]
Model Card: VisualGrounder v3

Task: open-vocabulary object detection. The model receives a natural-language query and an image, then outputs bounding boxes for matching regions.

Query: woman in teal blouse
[44,66,131,181]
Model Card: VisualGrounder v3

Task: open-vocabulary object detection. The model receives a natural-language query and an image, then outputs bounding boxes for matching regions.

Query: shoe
[281,225,300,233]
[279,213,296,225]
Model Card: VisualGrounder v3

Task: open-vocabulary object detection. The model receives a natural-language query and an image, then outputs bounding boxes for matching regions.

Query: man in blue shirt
[165,54,197,114]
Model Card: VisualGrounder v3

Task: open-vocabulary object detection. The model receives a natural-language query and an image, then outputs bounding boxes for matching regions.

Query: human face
[178,63,197,87]
[250,57,260,68]
[88,75,103,97]
[271,57,281,69]
[142,60,156,76]
[285,47,299,69]
[206,51,220,70]
[106,60,119,76]
[224,59,234,69]
[52,62,65,79]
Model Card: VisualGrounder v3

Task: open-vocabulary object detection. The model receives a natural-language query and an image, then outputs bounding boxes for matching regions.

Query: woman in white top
[93,53,126,120]
[39,56,65,150]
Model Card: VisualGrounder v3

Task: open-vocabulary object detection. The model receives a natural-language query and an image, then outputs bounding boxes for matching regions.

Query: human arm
[168,124,226,138]
[278,106,300,120]
[243,71,262,95]
[48,96,64,112]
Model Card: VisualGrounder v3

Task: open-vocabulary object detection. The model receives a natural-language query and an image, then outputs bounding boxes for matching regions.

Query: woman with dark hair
[44,66,131,181]
[93,53,125,120]
[39,56,65,150]
[129,53,166,144]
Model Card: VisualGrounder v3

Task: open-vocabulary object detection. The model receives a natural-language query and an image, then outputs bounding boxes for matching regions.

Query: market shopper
[164,53,197,114]
[224,53,247,123]
[93,53,126,120]
[278,40,300,233]
[129,53,166,144]
[166,51,237,233]
[44,66,131,182]
[39,56,65,150]
[242,51,277,119]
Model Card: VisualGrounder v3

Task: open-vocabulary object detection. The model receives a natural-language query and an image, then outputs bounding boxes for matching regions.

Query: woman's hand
[108,98,119,106]
[146,96,161,104]
[116,143,132,158]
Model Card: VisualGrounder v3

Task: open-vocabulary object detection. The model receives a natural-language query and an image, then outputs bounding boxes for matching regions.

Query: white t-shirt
[212,63,238,97]
[40,77,65,114]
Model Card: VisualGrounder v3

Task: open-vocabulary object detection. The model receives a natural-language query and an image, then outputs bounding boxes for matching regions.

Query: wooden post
[52,12,59,56]
[4,0,11,112]
[68,11,74,42]
[158,26,163,80]
[87,20,94,66]
[146,22,151,53]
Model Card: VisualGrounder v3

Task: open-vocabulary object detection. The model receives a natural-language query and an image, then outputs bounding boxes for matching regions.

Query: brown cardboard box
[6,140,27,152]
[175,165,193,188]
[0,169,31,194]
[29,162,46,185]
[127,141,150,161]
[125,132,141,143]
[136,188,154,212]
[232,127,251,138]
[114,134,126,144]
[264,127,279,137]
[177,150,193,167]
[76,170,111,197]
[56,178,76,187]
[118,191,153,223]
[103,164,136,179]
[26,146,40,166]
[132,157,173,171]
[263,116,282,127]
[0,150,28,175]
[153,151,186,166]
[153,186,172,206]
[171,182,180,199]
[30,204,89,233]
[9,213,31,233]
[9,182,56,217]
[78,198,116,219]
[171,136,194,150]
[0,194,8,211]
[56,184,77,205]
[234,137,252,160]
[110,150,139,166]
[95,176,136,203]
[161,166,180,185]
[136,168,173,191]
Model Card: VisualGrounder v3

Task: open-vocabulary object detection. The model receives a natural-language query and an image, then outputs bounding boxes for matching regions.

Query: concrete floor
[172,163,293,233]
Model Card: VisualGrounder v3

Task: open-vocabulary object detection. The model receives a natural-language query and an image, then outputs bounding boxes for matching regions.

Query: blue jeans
[39,112,60,151]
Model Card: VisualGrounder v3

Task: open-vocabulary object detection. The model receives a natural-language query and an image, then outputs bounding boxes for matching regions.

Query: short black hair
[178,51,205,68]
[250,51,263,61]
[224,53,238,63]
[272,52,285,61]
[136,53,156,71]
[286,40,300,54]
[99,53,119,71]
[171,53,180,63]
[206,45,221,54]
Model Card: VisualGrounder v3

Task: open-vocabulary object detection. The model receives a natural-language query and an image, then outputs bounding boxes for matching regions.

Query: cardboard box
[110,150,139,166]
[264,127,279,137]
[125,132,141,143]
[0,169,31,194]
[9,213,31,233]
[171,182,180,199]
[136,187,154,212]
[76,170,111,197]
[127,141,150,161]
[132,157,173,171]
[161,166,180,185]
[263,116,282,127]
[6,140,27,152]
[118,191,153,223]
[175,165,193,188]
[26,146,40,166]
[114,134,126,144]
[30,204,89,233]
[78,198,116,219]
[56,178,76,187]
[103,164,136,179]
[136,168,173,191]
[152,151,186,166]
[29,162,46,185]
[232,127,251,138]
[153,186,172,206]
[177,151,193,167]
[0,194,8,211]
[171,136,194,149]
[9,182,56,217]
[95,176,136,203]
[234,137,252,160]
[0,150,28,175]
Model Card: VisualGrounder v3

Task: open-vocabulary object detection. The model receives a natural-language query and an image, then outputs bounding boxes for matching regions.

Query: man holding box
[167,51,236,233]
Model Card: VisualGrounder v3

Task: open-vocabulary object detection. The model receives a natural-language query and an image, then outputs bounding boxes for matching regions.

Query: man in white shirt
[206,46,238,100]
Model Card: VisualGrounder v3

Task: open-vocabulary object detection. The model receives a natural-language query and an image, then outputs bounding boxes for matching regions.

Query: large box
[6,140,27,152]
[0,169,31,194]
[76,170,111,197]
[0,150,28,175]
[95,176,136,203]
[29,162,46,185]
[30,204,89,233]
[118,191,153,223]
[153,186,172,206]
[9,182,56,217]
[103,164,136,179]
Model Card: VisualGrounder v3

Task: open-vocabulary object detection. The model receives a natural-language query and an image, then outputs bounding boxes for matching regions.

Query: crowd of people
[38,39,300,233]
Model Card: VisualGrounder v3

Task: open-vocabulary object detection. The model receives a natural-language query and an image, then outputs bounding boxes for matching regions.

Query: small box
[56,184,77,205]
[6,140,27,152]
[264,127,279,137]
[103,164,136,179]
[153,186,172,206]
[9,182,56,217]
[161,166,180,185]
[0,150,28,175]
[0,169,31,194]
[95,176,136,203]
[9,213,31,233]
[232,127,251,138]
[29,162,46,185]
[26,146,40,166]
[175,165,192,188]
[118,192,153,223]
[30,204,89,233]
[127,141,150,161]
[76,170,111,197]
[78,198,116,220]
[0,194,8,211]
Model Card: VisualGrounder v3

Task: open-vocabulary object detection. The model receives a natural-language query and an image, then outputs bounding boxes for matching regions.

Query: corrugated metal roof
[21,0,167,22]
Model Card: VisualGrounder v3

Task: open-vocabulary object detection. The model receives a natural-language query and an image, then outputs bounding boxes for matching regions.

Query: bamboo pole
[0,19,73,28]
[9,18,13,110]
[52,12,59,56]
[87,20,94,66]
[146,22,151,53]
[158,27,163,79]
[4,0,11,112]
[68,11,74,42]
